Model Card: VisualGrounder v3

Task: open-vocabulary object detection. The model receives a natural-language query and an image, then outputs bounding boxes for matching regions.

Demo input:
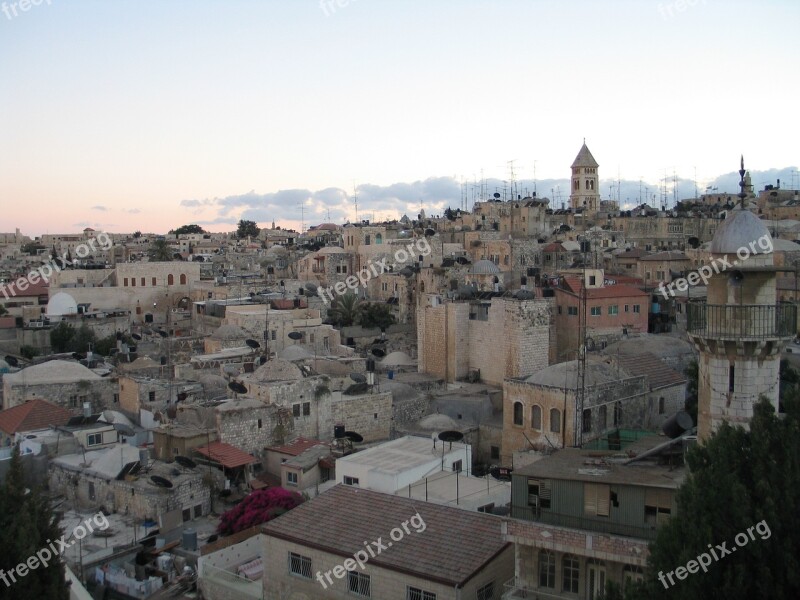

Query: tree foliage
[169,224,206,235]
[236,219,260,239]
[632,395,800,600]
[358,302,396,331]
[0,449,69,600]
[147,239,173,262]
[684,359,698,424]
[327,293,361,328]
[50,322,121,356]
[217,488,304,535]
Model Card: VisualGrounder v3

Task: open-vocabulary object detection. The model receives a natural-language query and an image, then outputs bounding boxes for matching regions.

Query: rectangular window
[183,508,191,522]
[257,418,262,429]
[148,391,156,402]
[407,587,436,600]
[490,445,500,460]
[302,402,311,416]
[590,306,601,316]
[288,552,312,579]
[528,478,551,509]
[343,476,360,487]
[608,305,618,315]
[568,306,578,316]
[584,483,610,517]
[452,460,462,473]
[624,304,629,313]
[476,582,495,600]
[286,471,298,485]
[152,277,157,286]
[729,364,735,393]
[348,571,371,597]
[88,482,95,501]
[194,504,203,518]
[87,433,102,446]
[589,275,596,286]
[292,404,300,418]
[645,489,673,526]
[633,304,641,313]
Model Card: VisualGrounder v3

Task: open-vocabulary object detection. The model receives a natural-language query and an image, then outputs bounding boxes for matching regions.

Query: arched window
[167,274,174,285]
[538,550,555,589]
[375,233,382,245]
[582,408,592,433]
[180,273,187,285]
[562,554,580,594]
[531,405,542,430]
[513,402,523,426]
[550,408,561,433]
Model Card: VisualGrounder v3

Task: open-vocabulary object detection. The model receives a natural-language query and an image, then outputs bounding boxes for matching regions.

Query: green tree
[19,345,38,360]
[358,302,396,331]
[633,396,800,599]
[0,305,7,317]
[169,224,206,235]
[328,293,361,327]
[0,448,69,600]
[49,322,75,353]
[236,219,260,239]
[147,239,173,262]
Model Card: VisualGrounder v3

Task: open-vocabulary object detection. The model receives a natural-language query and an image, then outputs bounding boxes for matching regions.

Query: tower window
[729,364,735,393]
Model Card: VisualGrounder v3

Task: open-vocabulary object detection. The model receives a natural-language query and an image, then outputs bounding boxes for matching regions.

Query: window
[301,402,310,416]
[599,405,607,429]
[476,581,495,600]
[168,274,174,285]
[407,587,436,600]
[645,488,672,526]
[528,479,551,509]
[286,471,298,485]
[88,482,95,501]
[452,460,462,473]
[562,554,580,594]
[568,306,578,316]
[513,402,523,426]
[123,278,128,287]
[490,445,500,460]
[194,504,203,518]
[590,306,601,316]
[584,483,610,517]
[288,552,312,579]
[538,550,556,588]
[633,304,640,313]
[531,405,542,430]
[292,404,300,418]
[258,418,262,429]
[180,273,187,285]
[558,306,563,315]
[148,391,156,402]
[729,364,735,393]
[183,508,191,522]
[608,305,618,315]
[624,304,629,313]
[87,433,102,447]
[477,503,495,513]
[343,476,359,487]
[614,402,622,426]
[582,408,592,433]
[589,275,596,286]
[131,278,136,286]
[550,408,561,433]
[152,277,157,286]
[348,571,371,597]
[658,397,665,414]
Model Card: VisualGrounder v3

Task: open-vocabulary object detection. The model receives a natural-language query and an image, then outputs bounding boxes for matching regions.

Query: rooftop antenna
[739,155,747,208]
[693,166,698,199]
[673,168,678,208]
[353,182,358,223]
[299,203,305,234]
[533,160,538,196]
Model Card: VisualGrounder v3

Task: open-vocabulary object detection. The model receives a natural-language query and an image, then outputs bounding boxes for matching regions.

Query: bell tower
[569,140,600,213]
[687,157,797,440]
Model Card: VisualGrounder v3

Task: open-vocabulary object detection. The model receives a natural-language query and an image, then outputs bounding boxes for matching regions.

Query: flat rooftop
[336,435,469,475]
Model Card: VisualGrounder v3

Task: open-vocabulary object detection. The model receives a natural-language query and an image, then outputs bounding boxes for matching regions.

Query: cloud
[91,205,108,211]
[180,198,216,208]
[127,208,141,214]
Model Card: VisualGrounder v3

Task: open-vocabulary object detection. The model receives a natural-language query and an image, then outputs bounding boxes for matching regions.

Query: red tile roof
[266,436,326,456]
[263,485,511,587]
[0,279,49,298]
[586,285,649,299]
[194,442,257,469]
[0,399,73,435]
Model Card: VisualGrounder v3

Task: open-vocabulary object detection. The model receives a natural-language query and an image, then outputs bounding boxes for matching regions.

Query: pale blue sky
[1,0,797,234]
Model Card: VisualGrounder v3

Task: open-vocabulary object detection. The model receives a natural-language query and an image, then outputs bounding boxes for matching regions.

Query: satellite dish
[344,431,363,443]
[4,355,18,367]
[424,228,435,237]
[288,332,303,340]
[228,381,247,394]
[349,373,367,383]
[150,475,173,489]
[728,270,744,287]
[176,392,188,402]
[143,328,153,335]
[305,283,318,293]
[371,348,386,358]
[175,456,197,469]
[438,430,464,443]
[493,192,501,199]
[114,423,136,437]
[132,333,142,341]
[343,382,369,395]
[245,339,261,349]
[259,356,267,365]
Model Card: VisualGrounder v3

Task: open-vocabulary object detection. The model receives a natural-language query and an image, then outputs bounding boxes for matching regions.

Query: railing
[502,577,565,600]
[687,302,796,341]
[509,506,658,541]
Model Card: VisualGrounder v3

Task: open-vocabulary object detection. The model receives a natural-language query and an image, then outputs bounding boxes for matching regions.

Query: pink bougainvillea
[217,487,305,535]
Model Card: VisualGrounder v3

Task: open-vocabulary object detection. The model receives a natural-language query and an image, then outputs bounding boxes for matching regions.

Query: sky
[1,0,798,236]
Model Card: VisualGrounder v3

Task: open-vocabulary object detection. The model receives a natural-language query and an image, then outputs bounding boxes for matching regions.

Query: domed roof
[46,292,78,316]
[470,259,500,275]
[316,223,340,231]
[710,210,771,255]
[210,324,248,340]
[381,351,416,366]
[281,344,314,361]
[525,359,623,388]
[247,358,303,382]
[418,413,458,431]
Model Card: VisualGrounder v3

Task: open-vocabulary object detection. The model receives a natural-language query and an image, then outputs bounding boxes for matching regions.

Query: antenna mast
[353,182,358,223]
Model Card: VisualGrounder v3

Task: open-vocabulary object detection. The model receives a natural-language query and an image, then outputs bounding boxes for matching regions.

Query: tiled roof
[0,399,73,434]
[266,436,326,456]
[194,442,257,469]
[0,279,49,298]
[586,285,649,299]
[263,485,510,587]
[614,353,687,390]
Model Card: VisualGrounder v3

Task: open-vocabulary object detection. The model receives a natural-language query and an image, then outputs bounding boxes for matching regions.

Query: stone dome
[470,259,500,275]
[710,210,771,255]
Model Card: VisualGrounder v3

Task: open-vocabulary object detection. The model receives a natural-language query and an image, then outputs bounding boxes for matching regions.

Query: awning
[195,442,257,469]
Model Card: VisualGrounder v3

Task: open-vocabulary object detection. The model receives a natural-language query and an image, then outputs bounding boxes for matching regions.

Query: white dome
[46,292,78,316]
[710,211,771,255]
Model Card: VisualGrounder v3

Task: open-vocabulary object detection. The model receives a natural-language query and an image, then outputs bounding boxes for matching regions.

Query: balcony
[509,506,658,541]
[687,302,796,341]
[502,577,564,599]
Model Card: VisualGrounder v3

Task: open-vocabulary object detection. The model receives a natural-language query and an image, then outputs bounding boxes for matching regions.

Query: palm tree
[147,239,173,262]
[328,292,361,327]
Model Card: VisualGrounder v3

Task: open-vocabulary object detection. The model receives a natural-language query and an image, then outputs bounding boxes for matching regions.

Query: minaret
[687,157,796,440]
[569,140,600,213]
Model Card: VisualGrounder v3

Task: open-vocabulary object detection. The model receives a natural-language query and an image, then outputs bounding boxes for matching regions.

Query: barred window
[538,550,555,588]
[562,554,580,593]
[288,552,311,579]
[348,571,371,597]
[476,580,495,600]
[407,587,436,600]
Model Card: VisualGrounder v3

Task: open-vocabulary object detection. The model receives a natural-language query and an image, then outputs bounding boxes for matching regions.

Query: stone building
[2,359,118,412]
[569,142,600,214]
[417,295,553,386]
